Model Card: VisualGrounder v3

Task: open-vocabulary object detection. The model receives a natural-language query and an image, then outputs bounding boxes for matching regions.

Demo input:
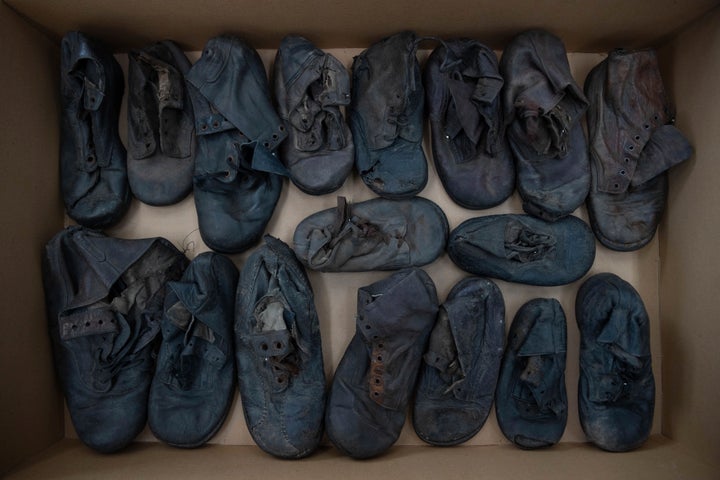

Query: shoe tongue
[597,307,649,359]
[517,310,565,357]
[631,124,693,186]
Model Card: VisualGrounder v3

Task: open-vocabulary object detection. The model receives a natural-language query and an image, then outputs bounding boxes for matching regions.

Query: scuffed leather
[425,39,515,209]
[60,31,130,228]
[127,41,195,206]
[186,36,286,254]
[351,31,428,198]
[501,30,590,221]
[274,35,354,194]
[585,49,693,251]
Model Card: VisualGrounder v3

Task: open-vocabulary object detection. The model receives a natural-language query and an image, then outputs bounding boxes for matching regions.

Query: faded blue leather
[293,196,448,272]
[447,214,595,286]
[424,38,515,209]
[326,268,438,458]
[274,35,354,195]
[501,30,590,221]
[495,298,568,449]
[127,40,195,206]
[413,276,505,446]
[60,31,130,228]
[186,36,287,253]
[585,49,692,251]
[149,252,238,448]
[235,236,326,459]
[42,226,188,453]
[351,31,427,198]
[576,273,655,452]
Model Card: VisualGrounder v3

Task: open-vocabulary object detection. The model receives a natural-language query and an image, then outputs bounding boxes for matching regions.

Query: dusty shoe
[148,252,238,448]
[413,277,505,445]
[273,35,353,194]
[186,36,287,253]
[326,268,438,458]
[447,214,595,286]
[500,29,590,221]
[60,31,130,228]
[424,38,514,209]
[42,226,187,453]
[495,298,568,449]
[127,41,195,206]
[576,273,655,451]
[235,236,326,459]
[585,49,692,251]
[293,196,448,272]
[351,31,427,198]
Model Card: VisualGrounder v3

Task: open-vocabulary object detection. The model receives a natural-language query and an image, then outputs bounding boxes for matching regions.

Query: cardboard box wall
[0,1,718,478]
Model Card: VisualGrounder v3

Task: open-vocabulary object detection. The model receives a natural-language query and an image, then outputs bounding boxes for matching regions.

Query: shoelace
[505,221,557,263]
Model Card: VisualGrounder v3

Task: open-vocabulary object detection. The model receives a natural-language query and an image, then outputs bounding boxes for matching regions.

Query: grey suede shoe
[293,196,448,272]
[274,35,354,195]
[501,30,590,221]
[585,49,692,251]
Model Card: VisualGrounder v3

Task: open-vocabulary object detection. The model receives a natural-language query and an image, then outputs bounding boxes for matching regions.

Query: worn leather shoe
[500,29,590,221]
[585,49,692,251]
[148,252,238,448]
[293,196,448,272]
[42,226,188,453]
[424,38,514,209]
[447,214,595,286]
[413,276,505,446]
[186,36,287,253]
[235,235,326,458]
[495,298,567,449]
[326,268,438,458]
[60,31,130,228]
[351,31,427,198]
[127,40,195,206]
[273,35,354,195]
[576,273,655,451]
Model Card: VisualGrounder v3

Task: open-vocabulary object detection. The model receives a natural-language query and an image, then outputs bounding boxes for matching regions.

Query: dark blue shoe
[60,31,130,228]
[235,235,326,459]
[500,30,590,221]
[42,226,188,453]
[148,252,238,448]
[412,277,505,446]
[447,214,595,286]
[585,49,692,251]
[293,196,448,272]
[495,298,567,449]
[576,273,655,452]
[424,38,515,209]
[351,31,427,198]
[186,36,287,253]
[127,40,195,206]
[325,268,438,458]
[273,35,354,195]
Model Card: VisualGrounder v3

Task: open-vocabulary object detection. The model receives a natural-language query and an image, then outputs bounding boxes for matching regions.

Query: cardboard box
[1,1,718,477]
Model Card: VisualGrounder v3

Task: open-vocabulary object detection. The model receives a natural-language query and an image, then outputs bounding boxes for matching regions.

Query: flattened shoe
[186,36,287,254]
[585,49,693,251]
[447,214,595,286]
[495,298,568,449]
[412,277,505,446]
[424,38,514,209]
[293,196,448,272]
[273,35,354,195]
[500,29,590,221]
[235,236,326,459]
[326,268,438,458]
[42,226,188,453]
[351,31,427,198]
[576,273,655,452]
[127,41,195,206]
[60,31,130,228]
[149,252,238,448]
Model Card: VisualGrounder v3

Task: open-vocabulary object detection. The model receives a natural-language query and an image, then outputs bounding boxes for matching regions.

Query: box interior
[1,0,718,477]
